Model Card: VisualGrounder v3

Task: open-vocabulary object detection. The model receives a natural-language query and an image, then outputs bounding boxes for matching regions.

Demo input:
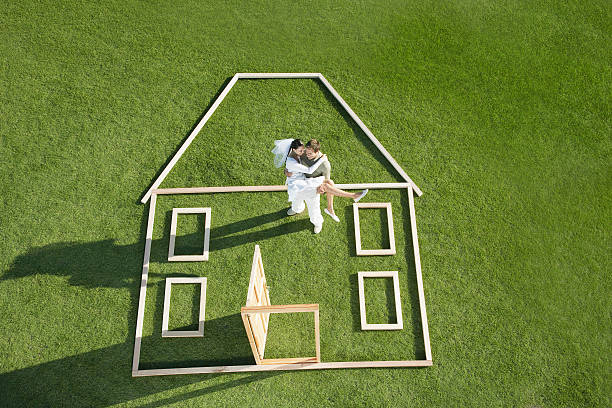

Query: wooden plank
[246,245,262,306]
[250,314,265,357]
[357,249,396,256]
[203,207,211,260]
[314,309,321,362]
[392,270,403,330]
[241,312,261,364]
[161,277,172,335]
[357,271,367,330]
[353,203,362,255]
[259,357,319,365]
[140,74,240,204]
[132,193,157,374]
[237,72,321,79]
[387,204,396,255]
[159,186,287,195]
[317,74,423,196]
[168,255,208,262]
[354,202,386,209]
[241,304,319,314]
[152,183,411,196]
[357,271,403,330]
[167,208,178,260]
[162,330,205,338]
[407,187,432,360]
[133,360,433,376]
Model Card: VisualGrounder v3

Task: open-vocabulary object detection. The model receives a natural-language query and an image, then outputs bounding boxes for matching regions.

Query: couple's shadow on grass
[2,208,309,289]
[166,208,312,258]
[0,206,301,407]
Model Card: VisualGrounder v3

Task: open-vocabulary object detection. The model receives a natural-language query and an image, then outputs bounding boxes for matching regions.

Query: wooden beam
[140,74,240,203]
[353,201,362,255]
[317,74,423,196]
[242,304,319,314]
[259,357,319,365]
[314,309,321,362]
[241,312,262,364]
[132,193,157,375]
[407,187,432,361]
[133,360,433,376]
[152,183,412,196]
[237,72,321,79]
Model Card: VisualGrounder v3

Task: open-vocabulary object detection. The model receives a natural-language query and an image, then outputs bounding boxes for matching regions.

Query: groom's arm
[322,160,331,179]
[286,157,329,178]
[286,155,327,175]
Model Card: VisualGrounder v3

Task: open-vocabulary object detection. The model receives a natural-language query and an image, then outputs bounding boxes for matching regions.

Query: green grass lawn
[1,0,610,407]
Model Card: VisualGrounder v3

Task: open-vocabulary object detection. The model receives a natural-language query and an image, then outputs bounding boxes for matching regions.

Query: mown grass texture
[1,0,610,406]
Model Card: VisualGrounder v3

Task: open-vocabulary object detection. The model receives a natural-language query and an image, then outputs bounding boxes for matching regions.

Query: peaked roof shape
[140,73,423,204]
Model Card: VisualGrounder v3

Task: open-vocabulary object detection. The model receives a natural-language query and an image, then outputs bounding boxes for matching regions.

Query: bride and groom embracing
[272,138,368,234]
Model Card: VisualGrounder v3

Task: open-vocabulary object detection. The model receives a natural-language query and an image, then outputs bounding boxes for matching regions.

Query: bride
[272,139,368,233]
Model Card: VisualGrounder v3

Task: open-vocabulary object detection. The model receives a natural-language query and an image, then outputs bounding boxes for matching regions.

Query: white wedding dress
[285,156,326,203]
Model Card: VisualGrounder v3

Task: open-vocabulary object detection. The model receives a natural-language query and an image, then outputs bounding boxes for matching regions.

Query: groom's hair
[306,139,321,152]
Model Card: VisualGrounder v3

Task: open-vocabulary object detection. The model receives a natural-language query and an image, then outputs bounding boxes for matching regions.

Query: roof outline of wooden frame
[139,72,423,204]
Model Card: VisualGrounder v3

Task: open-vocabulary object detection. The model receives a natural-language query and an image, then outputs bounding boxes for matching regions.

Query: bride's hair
[288,139,303,159]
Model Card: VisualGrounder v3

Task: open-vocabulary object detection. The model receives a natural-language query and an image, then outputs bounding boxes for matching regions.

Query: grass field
[1,0,610,407]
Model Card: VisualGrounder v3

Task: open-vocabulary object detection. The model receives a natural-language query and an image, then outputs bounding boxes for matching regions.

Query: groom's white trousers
[291,194,323,227]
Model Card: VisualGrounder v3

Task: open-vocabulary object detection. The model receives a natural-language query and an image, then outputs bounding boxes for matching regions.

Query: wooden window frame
[161,277,207,337]
[241,304,321,365]
[353,202,396,256]
[168,207,211,262]
[357,271,403,330]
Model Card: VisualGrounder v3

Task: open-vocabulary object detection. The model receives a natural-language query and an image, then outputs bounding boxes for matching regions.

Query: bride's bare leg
[327,192,334,214]
[318,180,360,199]
[324,180,335,214]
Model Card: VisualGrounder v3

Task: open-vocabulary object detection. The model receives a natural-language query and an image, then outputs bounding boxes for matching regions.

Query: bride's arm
[286,155,327,175]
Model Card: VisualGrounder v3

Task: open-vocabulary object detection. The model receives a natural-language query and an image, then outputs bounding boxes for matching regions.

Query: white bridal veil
[271,138,294,168]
